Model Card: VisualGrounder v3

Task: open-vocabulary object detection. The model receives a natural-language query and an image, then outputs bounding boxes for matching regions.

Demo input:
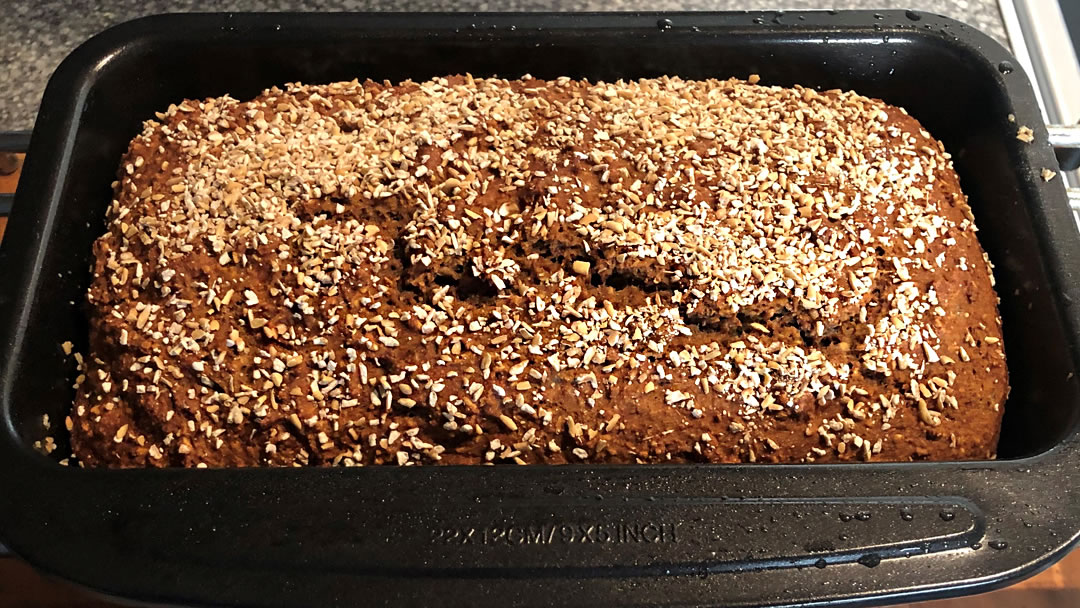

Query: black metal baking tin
[1,11,1078,607]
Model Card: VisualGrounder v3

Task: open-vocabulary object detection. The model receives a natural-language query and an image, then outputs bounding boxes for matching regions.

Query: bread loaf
[69,75,1008,467]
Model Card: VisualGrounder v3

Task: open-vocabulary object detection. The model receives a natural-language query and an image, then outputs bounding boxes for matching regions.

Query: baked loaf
[69,75,1008,467]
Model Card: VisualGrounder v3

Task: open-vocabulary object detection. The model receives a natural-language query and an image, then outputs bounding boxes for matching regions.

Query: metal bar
[0,131,30,153]
[1050,125,1080,148]
[1068,187,1080,211]
[1000,0,1080,127]
[1049,124,1080,172]
[1000,0,1080,227]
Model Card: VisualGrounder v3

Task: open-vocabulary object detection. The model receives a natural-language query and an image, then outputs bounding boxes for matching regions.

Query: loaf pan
[1,11,1079,607]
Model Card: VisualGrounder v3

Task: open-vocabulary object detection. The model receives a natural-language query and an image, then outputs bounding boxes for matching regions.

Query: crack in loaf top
[72,74,1007,467]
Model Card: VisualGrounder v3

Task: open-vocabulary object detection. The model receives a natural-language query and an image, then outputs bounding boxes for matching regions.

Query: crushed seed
[67,74,1006,467]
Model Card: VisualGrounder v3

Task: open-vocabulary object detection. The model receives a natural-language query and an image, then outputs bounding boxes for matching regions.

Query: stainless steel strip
[999,0,1047,118]
[1011,1,1080,126]
[1000,0,1080,215]
[1050,125,1080,150]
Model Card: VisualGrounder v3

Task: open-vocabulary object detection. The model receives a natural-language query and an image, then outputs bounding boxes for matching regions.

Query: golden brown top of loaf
[69,75,1007,467]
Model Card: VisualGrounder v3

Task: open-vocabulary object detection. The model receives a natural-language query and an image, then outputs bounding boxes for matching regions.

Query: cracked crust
[68,75,1007,467]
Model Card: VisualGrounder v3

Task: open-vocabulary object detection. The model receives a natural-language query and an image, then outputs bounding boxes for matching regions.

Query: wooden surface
[0,151,17,241]
[0,153,1078,607]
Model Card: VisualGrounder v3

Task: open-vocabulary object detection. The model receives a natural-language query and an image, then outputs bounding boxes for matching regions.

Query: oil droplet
[905,10,922,21]
[874,24,882,32]
[508,25,516,31]
[657,18,673,31]
[874,13,884,20]
[752,17,765,25]
[900,510,914,522]
[989,540,1009,550]
[855,511,872,521]
[814,558,827,569]
[839,513,853,522]
[940,510,955,521]
[998,61,1014,74]
[971,542,982,550]
[690,26,700,32]
[858,553,882,568]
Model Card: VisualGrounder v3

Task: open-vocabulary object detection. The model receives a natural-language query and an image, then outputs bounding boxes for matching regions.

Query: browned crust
[66,75,1008,467]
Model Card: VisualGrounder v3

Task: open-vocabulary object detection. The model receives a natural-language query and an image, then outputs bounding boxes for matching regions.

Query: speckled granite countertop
[1,0,1007,131]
